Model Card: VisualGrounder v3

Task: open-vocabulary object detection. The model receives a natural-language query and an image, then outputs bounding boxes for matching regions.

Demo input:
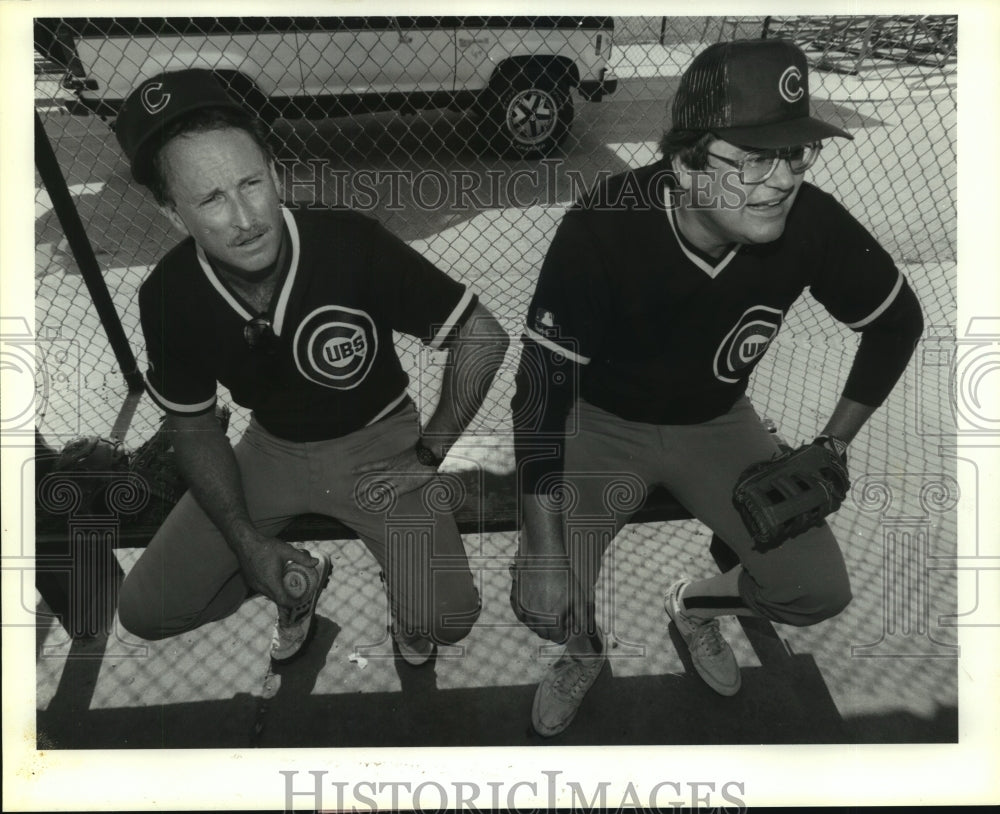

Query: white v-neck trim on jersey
[664,192,740,279]
[195,206,301,334]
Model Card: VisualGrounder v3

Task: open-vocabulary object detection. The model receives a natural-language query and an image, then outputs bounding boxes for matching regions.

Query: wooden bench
[278,470,706,540]
[34,432,764,648]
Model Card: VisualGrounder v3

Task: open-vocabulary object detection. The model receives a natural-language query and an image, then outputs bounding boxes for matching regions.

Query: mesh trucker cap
[672,39,853,148]
[115,69,247,184]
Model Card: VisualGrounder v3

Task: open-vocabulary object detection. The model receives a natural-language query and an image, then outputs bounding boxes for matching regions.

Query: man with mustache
[510,39,924,736]
[114,70,508,666]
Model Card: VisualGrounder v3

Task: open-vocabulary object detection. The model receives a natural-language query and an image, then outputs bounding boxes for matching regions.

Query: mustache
[229,224,271,247]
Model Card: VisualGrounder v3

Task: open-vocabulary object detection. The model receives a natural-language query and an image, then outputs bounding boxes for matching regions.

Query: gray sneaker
[392,627,435,666]
[531,626,606,737]
[665,578,741,696]
[270,555,332,664]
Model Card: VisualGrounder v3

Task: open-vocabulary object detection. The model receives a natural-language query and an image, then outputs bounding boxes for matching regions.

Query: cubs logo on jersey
[293,305,378,390]
[713,305,783,383]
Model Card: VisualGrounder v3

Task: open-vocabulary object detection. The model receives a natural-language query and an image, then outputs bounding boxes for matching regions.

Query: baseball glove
[43,403,232,525]
[48,435,131,515]
[732,436,850,551]
[55,435,128,474]
[127,426,187,520]
[127,403,232,523]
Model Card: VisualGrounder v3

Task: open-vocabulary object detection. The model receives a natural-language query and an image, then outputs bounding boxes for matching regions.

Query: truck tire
[486,71,573,159]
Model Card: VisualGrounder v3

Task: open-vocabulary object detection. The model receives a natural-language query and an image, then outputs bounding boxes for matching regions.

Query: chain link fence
[33,14,956,453]
[31,16,959,741]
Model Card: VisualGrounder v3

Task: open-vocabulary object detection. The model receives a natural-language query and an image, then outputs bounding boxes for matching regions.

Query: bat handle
[282,560,315,599]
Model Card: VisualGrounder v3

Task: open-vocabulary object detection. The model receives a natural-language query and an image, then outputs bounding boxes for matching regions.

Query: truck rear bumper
[578,69,618,101]
[64,97,120,118]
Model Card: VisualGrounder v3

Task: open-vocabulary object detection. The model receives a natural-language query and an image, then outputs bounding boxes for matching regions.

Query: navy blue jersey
[525,162,906,424]
[512,160,923,493]
[139,206,476,441]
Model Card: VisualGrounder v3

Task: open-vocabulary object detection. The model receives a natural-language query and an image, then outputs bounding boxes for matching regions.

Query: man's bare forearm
[422,302,509,457]
[166,411,316,605]
[166,411,257,551]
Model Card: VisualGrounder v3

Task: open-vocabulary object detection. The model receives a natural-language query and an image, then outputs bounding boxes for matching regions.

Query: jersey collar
[663,189,740,279]
[195,206,301,335]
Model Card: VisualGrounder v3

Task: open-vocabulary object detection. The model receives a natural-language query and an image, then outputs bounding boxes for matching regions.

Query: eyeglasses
[706,142,822,185]
[243,316,277,353]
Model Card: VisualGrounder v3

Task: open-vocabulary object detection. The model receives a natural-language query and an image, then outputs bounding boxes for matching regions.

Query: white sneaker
[665,578,741,696]
[270,555,332,664]
[531,626,606,737]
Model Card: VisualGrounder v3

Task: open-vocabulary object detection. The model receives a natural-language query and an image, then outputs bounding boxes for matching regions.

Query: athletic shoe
[270,554,332,664]
[531,626,606,737]
[665,578,741,696]
[392,627,435,667]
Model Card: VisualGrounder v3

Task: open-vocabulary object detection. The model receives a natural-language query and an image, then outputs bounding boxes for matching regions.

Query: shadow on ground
[37,614,955,750]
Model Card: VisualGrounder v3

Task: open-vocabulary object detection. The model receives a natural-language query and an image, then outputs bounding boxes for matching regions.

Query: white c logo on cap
[140,82,171,114]
[778,66,804,103]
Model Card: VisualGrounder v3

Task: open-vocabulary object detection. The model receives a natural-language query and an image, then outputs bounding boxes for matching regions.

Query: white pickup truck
[36,15,618,158]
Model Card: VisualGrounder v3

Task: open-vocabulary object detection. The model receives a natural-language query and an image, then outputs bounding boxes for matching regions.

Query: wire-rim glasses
[706,142,822,185]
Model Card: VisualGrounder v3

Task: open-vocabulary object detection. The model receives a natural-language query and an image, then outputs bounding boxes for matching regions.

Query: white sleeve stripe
[846,270,904,329]
[145,376,217,414]
[428,288,475,350]
[524,326,591,365]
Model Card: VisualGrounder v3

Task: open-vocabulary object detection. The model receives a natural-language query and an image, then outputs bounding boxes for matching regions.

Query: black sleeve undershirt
[842,277,924,407]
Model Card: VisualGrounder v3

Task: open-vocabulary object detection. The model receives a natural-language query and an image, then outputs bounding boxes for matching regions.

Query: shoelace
[552,653,602,699]
[690,618,726,657]
[673,586,726,658]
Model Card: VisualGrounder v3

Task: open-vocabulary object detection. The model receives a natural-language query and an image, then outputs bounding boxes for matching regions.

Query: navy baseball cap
[672,39,853,148]
[115,69,247,184]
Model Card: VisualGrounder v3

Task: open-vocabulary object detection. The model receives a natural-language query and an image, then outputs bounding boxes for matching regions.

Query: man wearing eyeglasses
[113,70,508,667]
[510,39,923,736]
